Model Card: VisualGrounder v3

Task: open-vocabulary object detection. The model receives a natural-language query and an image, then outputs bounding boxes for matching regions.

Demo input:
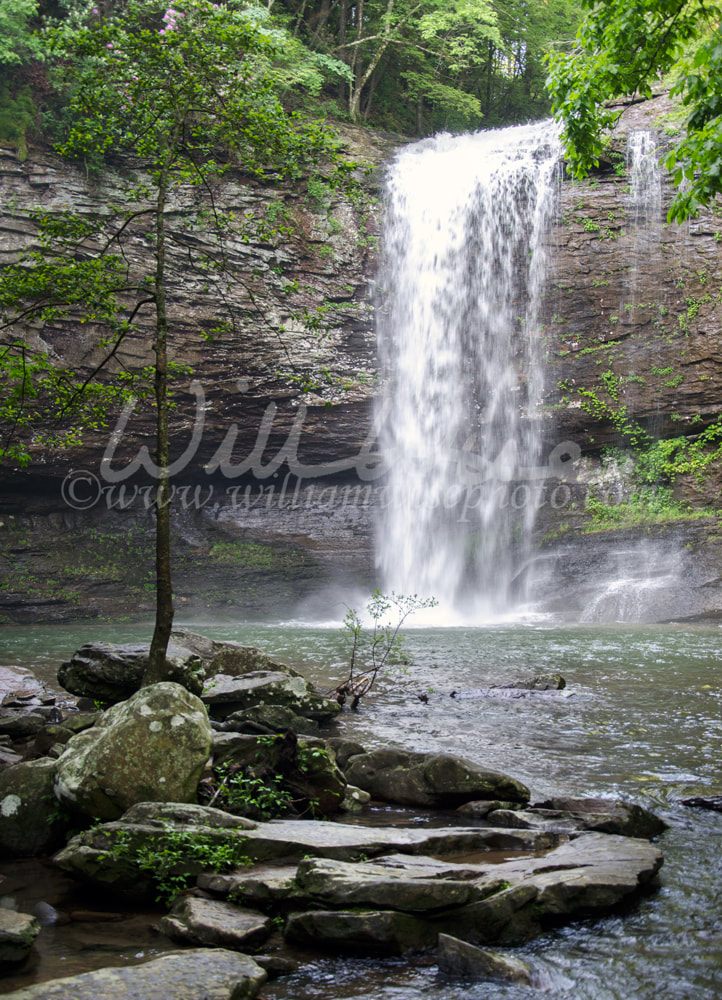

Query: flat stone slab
[294,855,487,911]
[478,797,667,839]
[0,908,41,963]
[279,832,663,952]
[0,948,266,999]
[440,833,664,945]
[285,908,438,954]
[240,818,556,862]
[0,666,46,704]
[198,864,301,903]
[160,896,271,948]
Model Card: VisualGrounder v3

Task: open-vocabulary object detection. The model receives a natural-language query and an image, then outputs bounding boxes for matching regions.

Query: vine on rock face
[334,591,437,710]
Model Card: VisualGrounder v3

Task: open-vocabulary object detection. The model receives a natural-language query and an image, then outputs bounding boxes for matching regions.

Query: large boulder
[57,642,206,703]
[202,672,340,724]
[172,630,301,678]
[53,683,212,820]
[0,948,266,1000]
[344,748,530,807]
[0,758,69,856]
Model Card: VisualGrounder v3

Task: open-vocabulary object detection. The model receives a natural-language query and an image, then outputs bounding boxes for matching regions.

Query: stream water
[1,618,721,998]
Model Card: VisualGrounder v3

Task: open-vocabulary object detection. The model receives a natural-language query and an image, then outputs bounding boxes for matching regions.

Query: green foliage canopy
[546,0,722,221]
[0,0,44,65]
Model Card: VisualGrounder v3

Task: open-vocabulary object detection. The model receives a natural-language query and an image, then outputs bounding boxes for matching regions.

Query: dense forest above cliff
[1,0,583,152]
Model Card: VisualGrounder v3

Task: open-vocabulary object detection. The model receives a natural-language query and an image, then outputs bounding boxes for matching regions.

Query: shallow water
[1,618,721,997]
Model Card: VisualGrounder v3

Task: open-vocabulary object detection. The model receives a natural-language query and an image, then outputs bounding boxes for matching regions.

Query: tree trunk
[486,40,494,117]
[337,0,348,100]
[144,154,174,686]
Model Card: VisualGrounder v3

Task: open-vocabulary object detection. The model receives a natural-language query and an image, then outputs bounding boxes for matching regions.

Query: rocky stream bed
[0,630,682,998]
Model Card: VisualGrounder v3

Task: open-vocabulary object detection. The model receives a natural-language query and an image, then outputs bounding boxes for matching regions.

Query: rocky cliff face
[2,100,722,625]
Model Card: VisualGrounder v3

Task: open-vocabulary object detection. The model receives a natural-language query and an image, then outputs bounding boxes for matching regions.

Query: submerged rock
[499,673,566,691]
[437,933,534,984]
[680,794,722,812]
[0,908,41,963]
[343,748,530,807]
[494,796,669,838]
[0,948,266,999]
[53,682,212,821]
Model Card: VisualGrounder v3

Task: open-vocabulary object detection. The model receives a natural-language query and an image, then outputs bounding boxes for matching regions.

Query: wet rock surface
[0,908,41,963]
[0,947,267,999]
[159,896,271,949]
[437,933,535,984]
[202,671,340,724]
[0,637,670,989]
[343,748,531,807]
[52,794,664,956]
[0,758,67,857]
[473,796,668,839]
[57,642,206,703]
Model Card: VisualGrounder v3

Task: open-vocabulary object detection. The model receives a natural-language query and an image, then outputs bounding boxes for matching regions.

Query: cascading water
[625,130,663,305]
[627,130,662,222]
[375,122,562,621]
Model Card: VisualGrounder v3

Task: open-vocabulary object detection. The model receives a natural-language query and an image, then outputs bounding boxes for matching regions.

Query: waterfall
[625,130,663,306]
[626,130,662,222]
[375,122,562,621]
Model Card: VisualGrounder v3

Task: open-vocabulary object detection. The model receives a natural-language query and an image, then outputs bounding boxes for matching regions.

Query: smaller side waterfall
[627,130,662,221]
[375,123,561,621]
[624,130,663,308]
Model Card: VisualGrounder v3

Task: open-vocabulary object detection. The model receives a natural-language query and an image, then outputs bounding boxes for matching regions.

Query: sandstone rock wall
[2,100,722,623]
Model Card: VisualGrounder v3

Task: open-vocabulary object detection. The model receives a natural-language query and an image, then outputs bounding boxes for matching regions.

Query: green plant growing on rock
[334,591,437,710]
[98,824,248,904]
[211,761,293,821]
